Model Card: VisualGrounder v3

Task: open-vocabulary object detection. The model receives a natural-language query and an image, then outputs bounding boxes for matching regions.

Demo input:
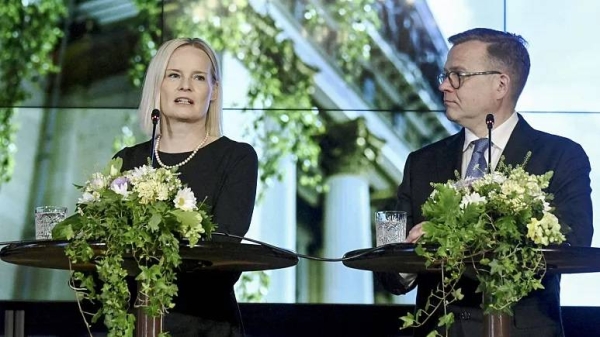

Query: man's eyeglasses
[437,71,501,89]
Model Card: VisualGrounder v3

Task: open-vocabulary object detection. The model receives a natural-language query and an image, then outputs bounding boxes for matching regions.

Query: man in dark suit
[382,28,593,337]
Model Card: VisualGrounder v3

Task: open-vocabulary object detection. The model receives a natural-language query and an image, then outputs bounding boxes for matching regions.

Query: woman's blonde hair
[137,38,223,137]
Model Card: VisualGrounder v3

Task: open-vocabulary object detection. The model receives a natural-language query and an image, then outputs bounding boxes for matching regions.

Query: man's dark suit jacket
[385,114,593,337]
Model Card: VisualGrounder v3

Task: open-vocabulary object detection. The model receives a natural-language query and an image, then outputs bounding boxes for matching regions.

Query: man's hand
[405,222,425,243]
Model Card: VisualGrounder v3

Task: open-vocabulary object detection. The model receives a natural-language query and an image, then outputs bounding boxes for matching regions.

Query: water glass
[35,206,67,240]
[375,211,407,246]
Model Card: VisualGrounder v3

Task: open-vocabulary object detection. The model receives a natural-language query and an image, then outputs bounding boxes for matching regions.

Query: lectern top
[343,243,600,274]
[0,240,299,273]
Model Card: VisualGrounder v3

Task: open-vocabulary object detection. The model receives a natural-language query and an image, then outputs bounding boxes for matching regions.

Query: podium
[343,243,600,337]
[0,239,299,337]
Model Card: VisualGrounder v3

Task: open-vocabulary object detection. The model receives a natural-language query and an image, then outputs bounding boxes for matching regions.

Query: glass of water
[375,211,407,246]
[35,206,67,240]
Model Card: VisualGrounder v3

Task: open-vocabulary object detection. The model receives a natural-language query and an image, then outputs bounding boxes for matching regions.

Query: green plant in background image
[113,112,140,153]
[128,0,162,88]
[401,156,565,335]
[122,0,382,304]
[235,270,271,302]
[302,0,380,83]
[0,0,67,186]
[128,0,380,193]
[177,0,380,192]
[0,0,383,315]
[175,0,324,192]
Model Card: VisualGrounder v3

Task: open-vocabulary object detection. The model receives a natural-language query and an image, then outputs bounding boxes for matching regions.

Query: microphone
[150,109,160,167]
[485,114,494,174]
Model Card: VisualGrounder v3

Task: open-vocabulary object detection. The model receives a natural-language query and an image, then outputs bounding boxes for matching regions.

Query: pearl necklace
[154,133,209,169]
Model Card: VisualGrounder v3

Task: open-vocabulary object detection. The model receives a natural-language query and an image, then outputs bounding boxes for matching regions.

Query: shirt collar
[463,112,519,152]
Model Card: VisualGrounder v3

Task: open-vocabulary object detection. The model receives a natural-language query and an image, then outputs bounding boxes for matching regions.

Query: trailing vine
[127,0,381,192]
[1,1,382,192]
[0,0,67,185]
[301,0,380,83]
[53,158,217,337]
[128,0,162,87]
[121,1,381,305]
[173,1,324,190]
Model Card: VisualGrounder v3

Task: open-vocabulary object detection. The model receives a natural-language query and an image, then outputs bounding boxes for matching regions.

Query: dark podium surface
[0,239,299,273]
[0,239,299,337]
[343,243,600,274]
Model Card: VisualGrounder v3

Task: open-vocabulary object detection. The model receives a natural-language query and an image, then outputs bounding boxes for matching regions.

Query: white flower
[78,191,98,204]
[489,171,507,184]
[156,184,170,201]
[134,180,160,204]
[127,165,155,183]
[88,173,107,191]
[110,177,130,197]
[501,179,525,196]
[542,200,552,212]
[173,188,198,211]
[460,192,486,209]
[454,178,474,190]
[526,212,564,245]
[110,164,120,177]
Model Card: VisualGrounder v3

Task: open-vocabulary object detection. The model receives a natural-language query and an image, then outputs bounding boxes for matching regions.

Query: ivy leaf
[148,212,162,232]
[169,209,197,224]
[400,312,415,328]
[488,259,503,276]
[408,160,560,336]
[52,213,83,240]
[452,288,464,301]
[61,161,216,337]
[438,312,455,327]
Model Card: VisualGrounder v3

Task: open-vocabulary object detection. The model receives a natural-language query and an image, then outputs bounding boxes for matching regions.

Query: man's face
[439,40,501,131]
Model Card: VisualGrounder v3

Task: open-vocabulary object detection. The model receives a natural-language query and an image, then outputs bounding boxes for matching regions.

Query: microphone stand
[485,114,495,174]
[150,109,160,167]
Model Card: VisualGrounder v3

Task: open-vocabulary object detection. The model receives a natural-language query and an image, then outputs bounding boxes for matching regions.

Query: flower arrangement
[401,157,566,335]
[52,158,216,337]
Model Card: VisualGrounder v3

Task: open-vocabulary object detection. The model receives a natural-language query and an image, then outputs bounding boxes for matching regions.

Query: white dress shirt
[398,113,520,287]
[461,112,519,178]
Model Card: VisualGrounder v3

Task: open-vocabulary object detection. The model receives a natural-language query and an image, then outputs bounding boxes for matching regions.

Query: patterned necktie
[466,138,489,179]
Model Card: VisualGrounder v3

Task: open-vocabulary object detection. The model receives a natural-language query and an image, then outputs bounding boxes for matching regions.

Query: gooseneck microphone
[485,114,494,174]
[150,109,160,167]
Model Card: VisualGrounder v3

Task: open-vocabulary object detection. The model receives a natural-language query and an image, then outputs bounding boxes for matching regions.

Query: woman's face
[160,45,218,126]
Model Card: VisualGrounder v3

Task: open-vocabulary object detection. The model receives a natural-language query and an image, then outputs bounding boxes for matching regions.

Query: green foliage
[302,0,380,82]
[53,158,216,337]
[402,157,565,334]
[128,0,161,88]
[0,0,66,185]
[173,0,325,190]
[113,125,138,153]
[165,0,378,191]
[127,1,381,191]
[235,270,270,302]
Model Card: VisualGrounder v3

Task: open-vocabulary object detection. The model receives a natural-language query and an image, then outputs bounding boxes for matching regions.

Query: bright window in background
[426,0,600,307]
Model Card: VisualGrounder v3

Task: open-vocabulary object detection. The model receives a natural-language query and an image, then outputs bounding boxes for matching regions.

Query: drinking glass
[375,211,407,246]
[35,206,67,240]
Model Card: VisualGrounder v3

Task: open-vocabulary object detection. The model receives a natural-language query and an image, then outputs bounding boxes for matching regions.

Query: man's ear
[495,73,510,99]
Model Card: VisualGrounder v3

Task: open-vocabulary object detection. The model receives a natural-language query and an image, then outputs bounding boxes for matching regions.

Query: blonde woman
[115,37,258,337]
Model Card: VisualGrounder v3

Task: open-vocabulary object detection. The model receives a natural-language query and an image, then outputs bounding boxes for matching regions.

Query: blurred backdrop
[0,0,598,309]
